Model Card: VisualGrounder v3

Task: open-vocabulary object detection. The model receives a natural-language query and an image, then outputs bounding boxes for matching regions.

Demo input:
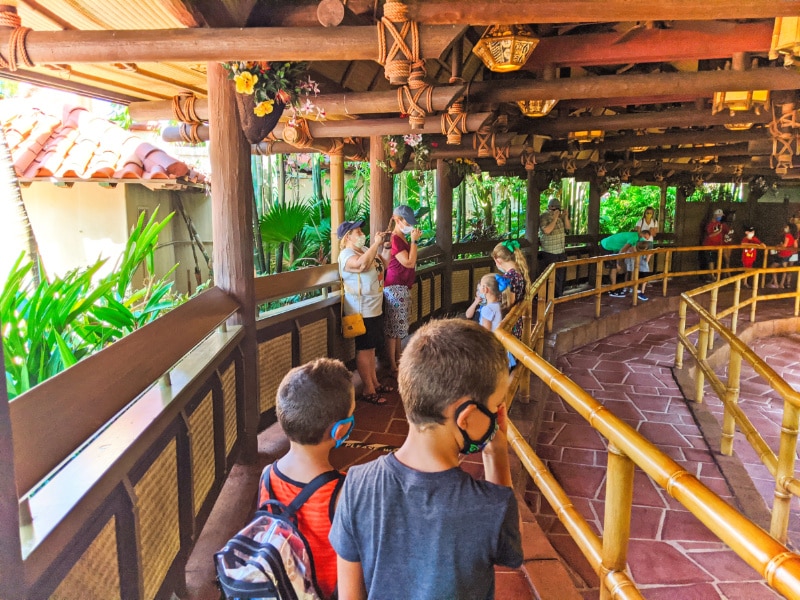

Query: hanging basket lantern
[712,90,770,117]
[517,99,557,118]
[472,24,539,73]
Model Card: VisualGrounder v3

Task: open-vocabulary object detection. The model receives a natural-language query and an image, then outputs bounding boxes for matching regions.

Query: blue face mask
[454,401,499,454]
[331,414,355,449]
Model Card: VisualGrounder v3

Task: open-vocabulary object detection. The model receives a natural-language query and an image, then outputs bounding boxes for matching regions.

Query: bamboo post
[770,401,800,544]
[715,248,723,282]
[675,299,687,369]
[720,349,742,456]
[600,443,635,600]
[695,319,710,403]
[731,277,741,335]
[662,249,672,297]
[536,292,546,356]
[708,286,719,352]
[595,256,604,319]
[631,254,640,306]
[794,275,800,317]
[330,150,345,263]
[546,270,556,333]
[518,303,532,402]
[751,273,759,323]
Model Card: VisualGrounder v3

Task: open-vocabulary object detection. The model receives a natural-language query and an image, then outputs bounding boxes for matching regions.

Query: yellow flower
[254,99,275,117]
[234,71,258,95]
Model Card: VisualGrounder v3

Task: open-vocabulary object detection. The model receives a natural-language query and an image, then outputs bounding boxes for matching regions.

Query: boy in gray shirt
[330,319,523,600]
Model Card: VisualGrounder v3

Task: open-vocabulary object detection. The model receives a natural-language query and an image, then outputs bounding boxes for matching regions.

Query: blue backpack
[214,468,342,600]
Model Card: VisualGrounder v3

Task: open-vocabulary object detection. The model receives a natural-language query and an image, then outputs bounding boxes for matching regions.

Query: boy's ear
[453,399,476,429]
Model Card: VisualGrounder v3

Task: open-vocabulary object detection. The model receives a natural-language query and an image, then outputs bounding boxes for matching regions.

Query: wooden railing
[675,271,800,545]
[495,259,800,599]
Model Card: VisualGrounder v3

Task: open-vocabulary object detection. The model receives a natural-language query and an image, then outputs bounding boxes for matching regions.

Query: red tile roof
[0,101,207,185]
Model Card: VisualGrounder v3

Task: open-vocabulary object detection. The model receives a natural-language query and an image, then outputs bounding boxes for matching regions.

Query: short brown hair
[276,358,353,444]
[398,319,507,426]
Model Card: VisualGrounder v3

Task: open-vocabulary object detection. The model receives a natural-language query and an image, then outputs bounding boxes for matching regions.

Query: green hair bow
[502,239,521,253]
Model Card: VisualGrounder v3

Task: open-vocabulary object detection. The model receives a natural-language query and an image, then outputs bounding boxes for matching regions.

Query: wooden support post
[0,339,23,599]
[369,136,392,240]
[588,176,601,286]
[526,171,543,278]
[330,150,345,263]
[674,185,688,271]
[207,61,259,462]
[600,443,635,600]
[435,159,453,311]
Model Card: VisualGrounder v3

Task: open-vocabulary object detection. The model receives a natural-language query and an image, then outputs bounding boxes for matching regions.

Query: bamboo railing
[675,271,800,545]
[495,258,800,599]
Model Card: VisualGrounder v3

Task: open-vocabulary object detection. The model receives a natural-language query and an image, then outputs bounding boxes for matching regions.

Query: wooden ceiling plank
[7,25,467,64]
[524,22,772,70]
[402,0,800,24]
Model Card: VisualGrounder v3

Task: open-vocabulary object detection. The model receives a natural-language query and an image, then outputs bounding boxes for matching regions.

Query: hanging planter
[386,153,410,175]
[234,93,285,144]
[224,61,324,145]
[445,157,479,188]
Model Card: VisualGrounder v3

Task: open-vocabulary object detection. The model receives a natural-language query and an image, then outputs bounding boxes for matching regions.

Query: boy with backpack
[216,358,354,600]
[330,319,523,600]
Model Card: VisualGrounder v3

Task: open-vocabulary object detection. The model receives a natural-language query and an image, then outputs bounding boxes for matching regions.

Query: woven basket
[387,153,410,175]
[235,93,285,144]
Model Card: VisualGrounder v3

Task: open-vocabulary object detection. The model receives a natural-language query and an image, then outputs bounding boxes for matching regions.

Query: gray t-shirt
[329,453,522,600]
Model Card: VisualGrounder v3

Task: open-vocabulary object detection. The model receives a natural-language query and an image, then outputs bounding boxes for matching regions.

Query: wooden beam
[130,83,466,120]
[625,143,769,161]
[253,0,800,25]
[472,69,800,103]
[161,111,490,143]
[5,25,466,64]
[524,109,771,137]
[543,127,768,152]
[524,23,773,70]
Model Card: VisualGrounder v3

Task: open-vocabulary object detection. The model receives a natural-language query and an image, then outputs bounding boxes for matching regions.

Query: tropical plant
[259,198,312,273]
[2,209,182,399]
[223,61,323,123]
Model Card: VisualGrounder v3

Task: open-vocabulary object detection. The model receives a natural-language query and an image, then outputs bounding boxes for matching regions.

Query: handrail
[675,271,800,543]
[9,286,239,496]
[495,325,800,599]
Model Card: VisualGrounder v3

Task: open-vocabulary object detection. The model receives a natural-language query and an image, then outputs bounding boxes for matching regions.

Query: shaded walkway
[528,299,800,599]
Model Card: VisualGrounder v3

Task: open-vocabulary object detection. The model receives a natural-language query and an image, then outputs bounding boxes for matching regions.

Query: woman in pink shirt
[383,205,422,376]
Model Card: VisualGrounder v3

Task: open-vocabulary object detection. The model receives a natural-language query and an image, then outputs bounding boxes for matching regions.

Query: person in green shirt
[600,230,653,296]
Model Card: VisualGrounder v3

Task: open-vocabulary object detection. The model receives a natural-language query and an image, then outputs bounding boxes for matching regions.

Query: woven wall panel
[259,333,292,414]
[189,391,214,516]
[421,279,431,317]
[452,270,470,303]
[49,517,121,600]
[409,283,418,324]
[221,363,237,455]
[135,439,179,600]
[433,274,442,310]
[474,266,491,284]
[299,320,327,365]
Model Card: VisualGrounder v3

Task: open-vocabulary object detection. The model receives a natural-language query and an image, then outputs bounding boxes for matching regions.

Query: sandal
[376,383,395,393]
[358,393,388,406]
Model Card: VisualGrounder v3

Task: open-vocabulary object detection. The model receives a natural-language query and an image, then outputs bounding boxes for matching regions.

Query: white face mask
[352,233,367,248]
[747,233,755,239]
[401,224,414,234]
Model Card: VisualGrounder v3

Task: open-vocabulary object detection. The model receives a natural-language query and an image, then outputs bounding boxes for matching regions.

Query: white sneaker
[637,293,649,302]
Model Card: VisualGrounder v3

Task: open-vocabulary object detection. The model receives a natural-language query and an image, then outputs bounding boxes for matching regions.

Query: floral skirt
[383,285,411,338]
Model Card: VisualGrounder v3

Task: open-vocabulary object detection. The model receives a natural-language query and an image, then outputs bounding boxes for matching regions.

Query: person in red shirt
[740,226,764,289]
[769,223,797,289]
[701,208,730,280]
[383,205,422,376]
[258,358,353,599]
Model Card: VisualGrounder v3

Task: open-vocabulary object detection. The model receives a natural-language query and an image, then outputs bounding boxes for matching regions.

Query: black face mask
[454,401,499,454]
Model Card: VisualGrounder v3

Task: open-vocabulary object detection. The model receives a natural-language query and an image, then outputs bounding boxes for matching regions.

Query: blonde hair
[481,273,511,312]
[491,241,531,293]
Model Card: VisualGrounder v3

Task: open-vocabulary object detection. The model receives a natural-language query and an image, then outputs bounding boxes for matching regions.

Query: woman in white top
[337,220,391,405]
[635,206,659,238]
